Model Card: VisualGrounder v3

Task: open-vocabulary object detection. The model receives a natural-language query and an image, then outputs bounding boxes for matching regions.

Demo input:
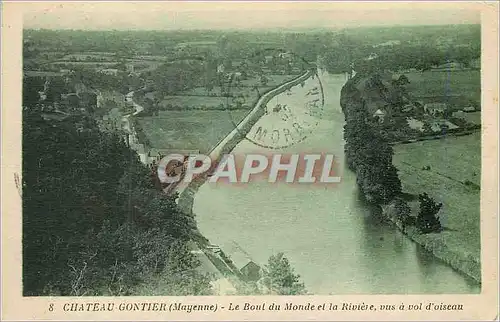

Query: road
[124,73,312,294]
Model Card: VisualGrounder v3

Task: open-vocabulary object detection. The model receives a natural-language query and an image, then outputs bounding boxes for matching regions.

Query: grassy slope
[392,133,481,265]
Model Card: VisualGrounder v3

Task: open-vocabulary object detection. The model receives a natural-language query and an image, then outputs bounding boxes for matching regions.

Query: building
[225,243,261,282]
[146,149,200,165]
[364,53,379,61]
[217,64,225,74]
[463,105,476,112]
[452,110,467,119]
[373,109,386,123]
[98,68,119,76]
[424,103,447,116]
[429,120,459,132]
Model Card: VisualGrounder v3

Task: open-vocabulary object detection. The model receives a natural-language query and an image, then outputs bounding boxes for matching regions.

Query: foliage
[341,79,402,203]
[393,198,414,231]
[262,253,306,295]
[22,104,210,295]
[416,193,443,234]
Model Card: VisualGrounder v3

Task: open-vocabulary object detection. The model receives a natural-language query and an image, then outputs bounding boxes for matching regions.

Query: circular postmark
[222,48,325,150]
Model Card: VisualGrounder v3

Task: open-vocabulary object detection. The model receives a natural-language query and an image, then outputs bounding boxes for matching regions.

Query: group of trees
[262,253,306,295]
[341,73,443,233]
[341,75,402,204]
[234,252,307,296]
[357,43,480,73]
[75,68,141,95]
[22,99,212,295]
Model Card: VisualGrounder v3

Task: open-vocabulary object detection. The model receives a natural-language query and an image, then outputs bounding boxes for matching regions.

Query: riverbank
[176,70,316,286]
[340,73,482,285]
[177,69,314,216]
[381,202,481,283]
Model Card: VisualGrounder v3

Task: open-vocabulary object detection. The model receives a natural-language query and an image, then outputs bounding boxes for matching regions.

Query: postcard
[1,1,498,320]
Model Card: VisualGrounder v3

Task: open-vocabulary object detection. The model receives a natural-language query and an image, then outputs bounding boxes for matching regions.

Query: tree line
[340,73,442,233]
[22,106,212,295]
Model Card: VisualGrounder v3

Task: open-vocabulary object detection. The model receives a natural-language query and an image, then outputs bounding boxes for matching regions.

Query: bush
[416,192,442,234]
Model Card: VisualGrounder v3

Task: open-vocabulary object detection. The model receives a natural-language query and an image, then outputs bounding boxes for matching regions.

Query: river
[192,71,480,294]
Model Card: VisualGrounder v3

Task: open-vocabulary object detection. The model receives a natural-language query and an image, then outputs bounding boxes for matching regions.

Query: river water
[193,71,480,294]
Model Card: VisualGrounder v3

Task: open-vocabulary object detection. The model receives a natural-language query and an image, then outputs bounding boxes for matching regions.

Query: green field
[238,74,297,88]
[405,70,480,106]
[393,133,481,259]
[136,110,250,154]
[462,111,481,125]
[159,95,226,110]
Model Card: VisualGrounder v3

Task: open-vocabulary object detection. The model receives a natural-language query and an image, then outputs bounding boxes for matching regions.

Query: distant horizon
[22,2,481,31]
[23,23,481,33]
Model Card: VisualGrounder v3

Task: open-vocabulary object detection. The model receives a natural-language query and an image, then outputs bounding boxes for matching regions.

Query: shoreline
[340,73,482,286]
[380,202,481,284]
[176,69,315,237]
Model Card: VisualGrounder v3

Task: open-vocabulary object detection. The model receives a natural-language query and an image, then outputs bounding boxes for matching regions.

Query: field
[405,70,480,106]
[146,73,299,111]
[136,110,250,154]
[159,95,226,110]
[238,74,298,88]
[49,59,162,72]
[462,111,481,125]
[392,133,481,259]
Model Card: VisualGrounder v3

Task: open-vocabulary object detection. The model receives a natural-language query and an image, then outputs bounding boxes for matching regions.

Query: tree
[22,109,208,296]
[260,75,269,86]
[23,77,43,108]
[262,253,306,295]
[394,198,413,232]
[45,77,67,104]
[416,193,442,234]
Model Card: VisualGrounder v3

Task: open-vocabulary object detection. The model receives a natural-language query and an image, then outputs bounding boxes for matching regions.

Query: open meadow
[405,70,480,107]
[392,132,481,261]
[136,110,250,154]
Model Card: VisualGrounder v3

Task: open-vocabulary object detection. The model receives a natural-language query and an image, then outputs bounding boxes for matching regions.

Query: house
[98,68,119,76]
[463,105,476,112]
[229,252,261,282]
[424,103,447,116]
[217,64,225,74]
[147,149,200,164]
[225,244,261,281]
[364,53,379,61]
[452,110,467,119]
[373,109,386,123]
[429,120,459,132]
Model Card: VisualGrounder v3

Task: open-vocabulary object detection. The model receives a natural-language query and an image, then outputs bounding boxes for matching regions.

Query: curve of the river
[193,71,479,294]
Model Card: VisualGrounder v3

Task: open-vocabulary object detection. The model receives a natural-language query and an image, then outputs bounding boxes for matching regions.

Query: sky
[22,2,481,31]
